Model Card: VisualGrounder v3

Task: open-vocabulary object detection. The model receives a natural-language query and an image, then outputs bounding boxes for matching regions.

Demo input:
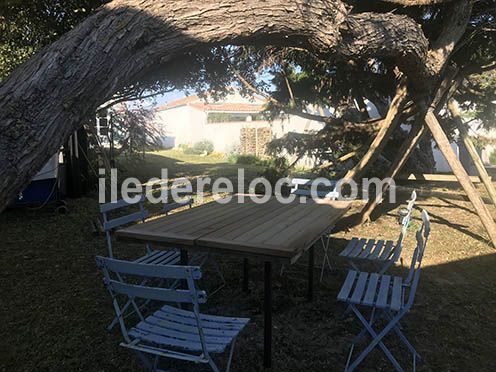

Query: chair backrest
[99,195,149,257]
[290,178,339,200]
[404,209,430,310]
[395,190,417,252]
[96,256,208,346]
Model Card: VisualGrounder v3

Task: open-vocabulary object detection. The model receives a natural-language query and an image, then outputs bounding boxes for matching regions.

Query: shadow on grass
[1,194,495,371]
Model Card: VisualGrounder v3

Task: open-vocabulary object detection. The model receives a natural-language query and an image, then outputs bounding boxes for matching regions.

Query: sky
[154,90,187,107]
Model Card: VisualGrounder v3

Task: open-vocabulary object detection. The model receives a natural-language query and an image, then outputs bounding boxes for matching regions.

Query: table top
[116,196,351,262]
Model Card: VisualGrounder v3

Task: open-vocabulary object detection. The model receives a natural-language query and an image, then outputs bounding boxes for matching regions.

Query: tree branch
[0,0,435,210]
[100,87,175,111]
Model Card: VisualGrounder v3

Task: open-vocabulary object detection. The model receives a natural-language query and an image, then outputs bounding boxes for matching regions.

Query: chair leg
[320,235,332,282]
[345,344,355,371]
[207,358,221,372]
[225,338,237,372]
[153,356,159,371]
[352,307,376,344]
[108,277,148,331]
[209,257,226,296]
[133,351,153,370]
[379,260,394,275]
[347,304,405,372]
[348,260,360,272]
[384,311,419,358]
[196,253,226,296]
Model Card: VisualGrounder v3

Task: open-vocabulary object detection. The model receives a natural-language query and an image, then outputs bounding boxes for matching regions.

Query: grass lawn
[1,150,496,371]
[119,150,262,185]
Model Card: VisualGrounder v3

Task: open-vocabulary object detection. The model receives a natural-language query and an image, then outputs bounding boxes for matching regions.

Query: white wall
[157,106,272,153]
[432,142,459,173]
[206,121,270,153]
[156,106,206,147]
[155,90,328,157]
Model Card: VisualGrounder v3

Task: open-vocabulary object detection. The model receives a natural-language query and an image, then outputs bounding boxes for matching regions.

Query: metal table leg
[308,245,314,302]
[264,261,272,369]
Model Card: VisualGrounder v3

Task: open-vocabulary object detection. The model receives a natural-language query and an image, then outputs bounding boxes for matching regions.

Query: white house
[154,91,494,173]
[154,91,325,160]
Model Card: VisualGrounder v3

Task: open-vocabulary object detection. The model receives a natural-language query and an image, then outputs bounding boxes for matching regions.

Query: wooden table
[116,195,350,368]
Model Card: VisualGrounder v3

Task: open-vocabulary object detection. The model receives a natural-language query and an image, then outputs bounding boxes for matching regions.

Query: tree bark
[0,0,435,211]
[423,108,496,247]
[344,79,409,181]
[426,0,473,78]
[448,99,496,207]
[382,0,455,4]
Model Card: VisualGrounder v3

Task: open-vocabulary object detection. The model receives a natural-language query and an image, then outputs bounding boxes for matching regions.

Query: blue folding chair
[96,257,250,372]
[100,196,181,330]
[339,190,417,274]
[289,178,339,280]
[337,209,430,372]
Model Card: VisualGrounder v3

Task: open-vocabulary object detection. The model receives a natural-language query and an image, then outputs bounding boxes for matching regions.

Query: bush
[235,154,261,165]
[182,147,196,155]
[260,156,289,186]
[192,140,214,155]
[180,140,214,155]
[490,150,496,166]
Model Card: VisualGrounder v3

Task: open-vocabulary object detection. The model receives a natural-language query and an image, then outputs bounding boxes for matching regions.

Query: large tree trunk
[0,0,435,212]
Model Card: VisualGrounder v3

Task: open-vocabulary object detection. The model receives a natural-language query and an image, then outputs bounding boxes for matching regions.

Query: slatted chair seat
[128,305,249,354]
[134,250,181,266]
[339,190,417,274]
[339,238,397,263]
[337,270,403,312]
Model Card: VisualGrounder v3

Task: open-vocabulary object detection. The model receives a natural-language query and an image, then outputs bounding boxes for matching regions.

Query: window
[207,112,265,123]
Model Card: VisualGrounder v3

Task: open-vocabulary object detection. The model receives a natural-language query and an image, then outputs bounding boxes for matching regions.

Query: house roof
[155,92,266,113]
[190,102,264,113]
[155,95,200,111]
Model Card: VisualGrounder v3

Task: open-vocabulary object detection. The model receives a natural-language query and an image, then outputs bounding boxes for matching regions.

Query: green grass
[119,150,262,184]
[1,151,496,371]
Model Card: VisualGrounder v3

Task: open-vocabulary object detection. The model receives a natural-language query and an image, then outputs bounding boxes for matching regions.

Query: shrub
[260,156,289,186]
[192,140,214,155]
[182,146,197,155]
[235,154,261,165]
[179,140,214,155]
[178,143,189,151]
[490,150,496,165]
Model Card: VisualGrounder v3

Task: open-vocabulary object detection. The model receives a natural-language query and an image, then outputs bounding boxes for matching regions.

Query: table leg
[308,245,314,302]
[243,258,250,293]
[264,261,272,369]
